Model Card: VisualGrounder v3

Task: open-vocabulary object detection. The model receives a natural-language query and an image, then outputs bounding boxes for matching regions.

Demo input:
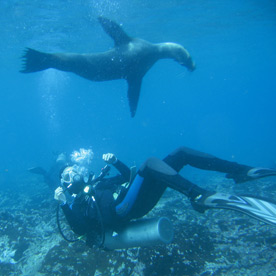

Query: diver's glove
[102,153,118,164]
[54,187,67,204]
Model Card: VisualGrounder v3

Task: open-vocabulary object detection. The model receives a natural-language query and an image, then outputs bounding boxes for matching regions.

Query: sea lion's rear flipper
[127,77,142,117]
[28,166,48,177]
[20,48,50,73]
[98,17,132,46]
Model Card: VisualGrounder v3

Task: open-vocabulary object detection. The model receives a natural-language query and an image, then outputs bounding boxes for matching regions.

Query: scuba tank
[103,217,174,250]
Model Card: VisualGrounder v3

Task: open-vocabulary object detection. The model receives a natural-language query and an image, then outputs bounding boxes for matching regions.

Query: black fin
[127,77,142,117]
[195,192,276,226]
[98,17,132,46]
[28,166,48,177]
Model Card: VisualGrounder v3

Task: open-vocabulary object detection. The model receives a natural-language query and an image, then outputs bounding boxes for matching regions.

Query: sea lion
[21,17,195,117]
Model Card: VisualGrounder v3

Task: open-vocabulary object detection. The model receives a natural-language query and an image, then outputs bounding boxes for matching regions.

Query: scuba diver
[28,153,68,188]
[54,147,276,250]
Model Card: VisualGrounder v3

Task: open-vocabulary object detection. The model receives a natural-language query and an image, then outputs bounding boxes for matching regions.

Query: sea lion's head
[164,43,196,71]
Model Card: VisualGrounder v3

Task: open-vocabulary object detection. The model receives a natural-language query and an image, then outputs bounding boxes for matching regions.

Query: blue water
[1,0,276,184]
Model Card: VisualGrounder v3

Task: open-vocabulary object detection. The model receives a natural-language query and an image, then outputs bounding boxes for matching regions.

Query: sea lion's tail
[20,48,50,73]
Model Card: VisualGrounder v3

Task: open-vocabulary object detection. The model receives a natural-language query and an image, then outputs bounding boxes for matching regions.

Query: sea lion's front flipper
[98,17,132,46]
[127,77,142,118]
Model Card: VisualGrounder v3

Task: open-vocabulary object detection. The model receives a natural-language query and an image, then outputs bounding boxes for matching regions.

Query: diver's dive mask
[61,165,90,194]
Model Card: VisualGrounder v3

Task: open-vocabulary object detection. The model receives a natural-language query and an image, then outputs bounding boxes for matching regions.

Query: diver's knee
[139,157,160,172]
[168,146,191,157]
[173,146,213,158]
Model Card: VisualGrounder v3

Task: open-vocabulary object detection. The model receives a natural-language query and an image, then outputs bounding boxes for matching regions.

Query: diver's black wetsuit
[61,146,253,243]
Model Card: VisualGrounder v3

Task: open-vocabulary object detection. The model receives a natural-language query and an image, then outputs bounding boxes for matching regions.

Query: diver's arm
[54,187,66,203]
[55,187,87,235]
[103,153,130,180]
[113,159,131,180]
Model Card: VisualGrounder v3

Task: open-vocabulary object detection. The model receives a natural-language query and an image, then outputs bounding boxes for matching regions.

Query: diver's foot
[190,191,215,213]
[226,167,276,184]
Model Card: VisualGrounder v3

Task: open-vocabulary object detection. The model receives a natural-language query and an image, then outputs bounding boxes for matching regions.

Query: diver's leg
[115,157,276,226]
[115,157,210,220]
[162,146,276,183]
[115,174,167,220]
[138,157,208,198]
[115,158,168,220]
[138,158,276,225]
[163,146,251,173]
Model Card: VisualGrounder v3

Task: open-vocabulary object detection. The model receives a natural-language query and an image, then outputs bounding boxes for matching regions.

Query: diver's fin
[127,77,142,117]
[20,48,50,73]
[98,17,132,47]
[226,167,276,183]
[247,167,276,179]
[28,166,48,177]
[193,192,276,226]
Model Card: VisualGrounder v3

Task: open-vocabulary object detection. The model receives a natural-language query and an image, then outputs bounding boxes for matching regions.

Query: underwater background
[0,0,276,275]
